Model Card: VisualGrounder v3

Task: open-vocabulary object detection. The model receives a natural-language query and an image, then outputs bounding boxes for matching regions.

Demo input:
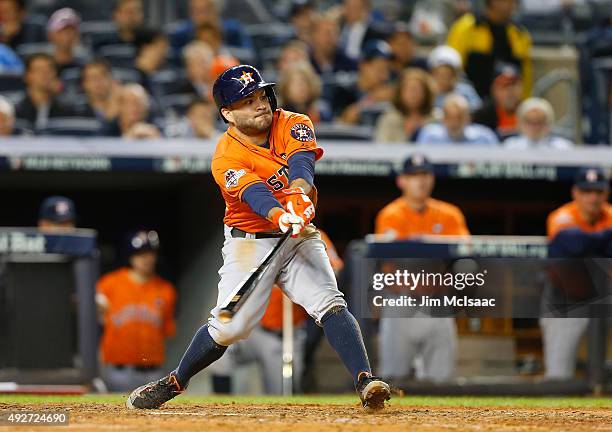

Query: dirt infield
[1,399,612,432]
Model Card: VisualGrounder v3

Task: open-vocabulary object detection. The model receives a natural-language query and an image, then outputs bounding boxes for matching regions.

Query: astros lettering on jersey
[212,108,323,232]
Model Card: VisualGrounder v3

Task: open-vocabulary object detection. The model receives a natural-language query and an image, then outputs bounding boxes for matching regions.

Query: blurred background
[0,0,611,397]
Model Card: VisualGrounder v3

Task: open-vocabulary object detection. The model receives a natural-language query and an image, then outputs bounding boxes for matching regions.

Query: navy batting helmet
[125,230,160,257]
[212,64,277,122]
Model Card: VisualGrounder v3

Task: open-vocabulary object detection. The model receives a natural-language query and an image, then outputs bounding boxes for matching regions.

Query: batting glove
[283,187,315,224]
[273,210,305,237]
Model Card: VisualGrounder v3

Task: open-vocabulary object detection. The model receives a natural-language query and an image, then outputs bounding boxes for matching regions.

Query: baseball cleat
[356,374,391,409]
[125,373,183,409]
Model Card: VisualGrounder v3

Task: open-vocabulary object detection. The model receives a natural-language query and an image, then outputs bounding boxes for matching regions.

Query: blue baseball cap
[39,196,76,222]
[399,153,434,175]
[574,167,609,191]
[362,40,392,62]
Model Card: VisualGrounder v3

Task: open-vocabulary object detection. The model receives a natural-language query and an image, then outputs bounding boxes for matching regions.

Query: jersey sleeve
[212,156,264,201]
[282,113,324,160]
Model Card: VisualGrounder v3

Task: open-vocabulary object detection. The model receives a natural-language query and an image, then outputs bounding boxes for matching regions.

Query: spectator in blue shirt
[417,93,499,146]
[169,0,253,55]
[0,42,23,73]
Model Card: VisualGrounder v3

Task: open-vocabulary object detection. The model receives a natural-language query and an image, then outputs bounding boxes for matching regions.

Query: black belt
[230,227,284,239]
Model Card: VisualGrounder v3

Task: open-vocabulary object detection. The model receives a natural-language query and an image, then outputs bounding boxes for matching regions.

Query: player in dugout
[375,153,469,382]
[38,195,77,232]
[542,167,612,379]
[209,230,343,394]
[96,230,177,392]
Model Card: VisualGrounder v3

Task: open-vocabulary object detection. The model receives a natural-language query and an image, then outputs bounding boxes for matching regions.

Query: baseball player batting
[126,65,391,409]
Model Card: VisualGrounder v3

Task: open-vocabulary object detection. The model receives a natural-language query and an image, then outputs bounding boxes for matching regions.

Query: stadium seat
[98,44,136,68]
[38,117,103,137]
[159,93,196,117]
[314,123,374,142]
[80,21,119,51]
[111,68,141,84]
[15,42,52,58]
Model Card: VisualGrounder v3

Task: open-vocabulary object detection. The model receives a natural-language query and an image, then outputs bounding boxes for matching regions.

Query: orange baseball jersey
[547,201,612,239]
[97,268,177,366]
[260,229,343,331]
[375,197,470,239]
[211,109,323,232]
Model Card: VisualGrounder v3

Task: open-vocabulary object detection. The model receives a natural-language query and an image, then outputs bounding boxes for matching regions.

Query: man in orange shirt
[375,153,469,382]
[541,167,611,379]
[96,230,176,392]
[127,65,390,410]
[209,230,343,394]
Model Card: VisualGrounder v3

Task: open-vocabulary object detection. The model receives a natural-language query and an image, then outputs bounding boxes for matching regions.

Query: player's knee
[209,320,252,346]
[319,304,347,325]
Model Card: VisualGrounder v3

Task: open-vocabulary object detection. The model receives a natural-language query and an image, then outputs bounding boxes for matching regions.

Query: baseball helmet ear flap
[213,64,277,123]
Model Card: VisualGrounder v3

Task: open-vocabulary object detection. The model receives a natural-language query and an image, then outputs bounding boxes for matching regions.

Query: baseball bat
[218,230,292,323]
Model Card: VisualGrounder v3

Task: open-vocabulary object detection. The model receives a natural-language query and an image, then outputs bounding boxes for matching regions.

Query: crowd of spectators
[0,0,605,146]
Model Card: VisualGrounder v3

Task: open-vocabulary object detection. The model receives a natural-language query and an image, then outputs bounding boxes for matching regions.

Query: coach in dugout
[374,153,469,382]
[542,167,611,379]
[96,230,177,392]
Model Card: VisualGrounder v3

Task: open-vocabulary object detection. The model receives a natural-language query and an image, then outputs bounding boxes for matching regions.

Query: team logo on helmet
[232,71,256,89]
[225,169,246,189]
[586,169,598,183]
[290,123,315,142]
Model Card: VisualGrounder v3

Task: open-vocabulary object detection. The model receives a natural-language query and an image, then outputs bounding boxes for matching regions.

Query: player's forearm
[289,178,312,194]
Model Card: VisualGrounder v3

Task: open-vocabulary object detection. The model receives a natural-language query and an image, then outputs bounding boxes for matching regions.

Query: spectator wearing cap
[80,59,121,121]
[96,230,177,392]
[94,0,144,50]
[308,14,357,76]
[375,153,468,382]
[0,96,16,136]
[289,0,316,45]
[447,0,532,98]
[15,53,77,131]
[0,0,45,50]
[132,27,170,93]
[337,0,389,61]
[38,196,76,232]
[169,0,252,55]
[542,167,612,379]
[47,8,89,74]
[333,39,393,125]
[504,98,573,150]
[100,83,161,138]
[417,93,499,146]
[386,23,427,77]
[428,45,481,111]
[473,65,523,139]
[277,62,331,124]
[375,68,435,143]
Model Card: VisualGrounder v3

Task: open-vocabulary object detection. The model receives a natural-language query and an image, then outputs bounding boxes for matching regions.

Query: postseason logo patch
[225,169,246,189]
[290,123,315,142]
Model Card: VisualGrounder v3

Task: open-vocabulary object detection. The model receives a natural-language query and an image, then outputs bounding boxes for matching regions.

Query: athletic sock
[321,307,371,387]
[173,324,227,388]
